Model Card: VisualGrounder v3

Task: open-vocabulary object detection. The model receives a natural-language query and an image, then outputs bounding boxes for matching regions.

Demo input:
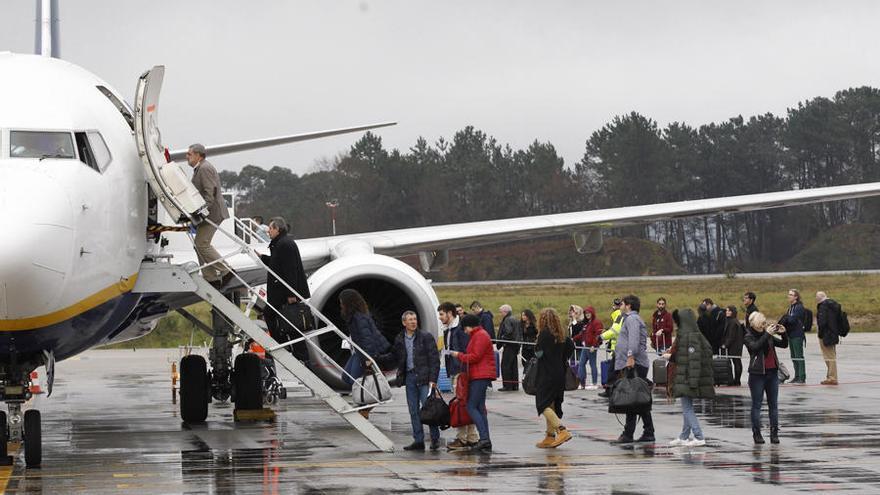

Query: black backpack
[802,308,813,332]
[839,310,851,337]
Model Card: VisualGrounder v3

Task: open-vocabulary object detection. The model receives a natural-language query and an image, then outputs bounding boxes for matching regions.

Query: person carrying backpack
[816,291,845,385]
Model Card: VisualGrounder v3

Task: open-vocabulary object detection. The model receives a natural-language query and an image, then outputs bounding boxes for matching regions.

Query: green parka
[669,308,716,399]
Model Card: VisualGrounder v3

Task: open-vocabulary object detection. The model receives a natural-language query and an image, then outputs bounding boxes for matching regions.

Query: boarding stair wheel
[180,355,209,423]
[232,353,263,411]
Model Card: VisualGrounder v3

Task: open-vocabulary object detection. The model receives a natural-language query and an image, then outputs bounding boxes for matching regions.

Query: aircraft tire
[233,353,262,411]
[180,355,209,423]
[0,411,7,459]
[23,409,40,468]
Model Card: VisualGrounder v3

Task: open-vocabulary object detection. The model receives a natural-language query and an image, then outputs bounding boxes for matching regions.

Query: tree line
[221,86,880,274]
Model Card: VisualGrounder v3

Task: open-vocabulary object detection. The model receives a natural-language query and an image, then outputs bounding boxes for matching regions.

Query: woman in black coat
[534,308,576,449]
[520,309,538,365]
[721,306,745,386]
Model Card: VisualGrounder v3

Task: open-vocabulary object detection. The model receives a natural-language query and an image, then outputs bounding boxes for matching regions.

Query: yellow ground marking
[0,443,20,494]
[0,273,138,331]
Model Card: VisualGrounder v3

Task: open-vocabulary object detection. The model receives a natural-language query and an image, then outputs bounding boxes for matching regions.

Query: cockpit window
[9,131,75,159]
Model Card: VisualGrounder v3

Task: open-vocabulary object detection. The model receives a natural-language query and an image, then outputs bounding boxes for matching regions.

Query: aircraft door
[134,66,208,224]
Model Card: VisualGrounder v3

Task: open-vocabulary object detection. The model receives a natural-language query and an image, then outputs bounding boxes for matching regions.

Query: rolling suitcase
[651,336,669,385]
[712,351,734,386]
[600,350,614,386]
[652,357,669,385]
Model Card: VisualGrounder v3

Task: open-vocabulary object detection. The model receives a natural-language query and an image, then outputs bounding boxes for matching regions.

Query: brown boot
[358,409,370,419]
[550,428,573,448]
[536,434,556,448]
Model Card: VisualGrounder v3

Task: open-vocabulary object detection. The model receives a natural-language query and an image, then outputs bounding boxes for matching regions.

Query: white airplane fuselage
[0,53,147,363]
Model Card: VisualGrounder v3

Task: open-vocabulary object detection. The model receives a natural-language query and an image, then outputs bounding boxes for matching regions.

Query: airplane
[5,0,880,467]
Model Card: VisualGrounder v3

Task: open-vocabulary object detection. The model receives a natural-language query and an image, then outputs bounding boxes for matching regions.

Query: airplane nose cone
[0,164,75,321]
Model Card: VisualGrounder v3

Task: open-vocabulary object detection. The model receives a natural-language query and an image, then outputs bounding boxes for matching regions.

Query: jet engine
[303,251,440,389]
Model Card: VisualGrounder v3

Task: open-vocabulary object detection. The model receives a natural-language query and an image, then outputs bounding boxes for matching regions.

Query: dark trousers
[748,371,779,430]
[466,379,491,441]
[623,365,655,438]
[500,344,520,390]
[790,337,806,382]
[405,373,439,443]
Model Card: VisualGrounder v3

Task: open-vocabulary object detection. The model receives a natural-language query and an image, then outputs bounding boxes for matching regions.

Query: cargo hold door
[134,65,208,224]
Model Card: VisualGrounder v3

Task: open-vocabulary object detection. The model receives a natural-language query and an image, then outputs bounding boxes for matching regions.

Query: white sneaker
[668,438,688,446]
[585,385,598,390]
[686,438,706,447]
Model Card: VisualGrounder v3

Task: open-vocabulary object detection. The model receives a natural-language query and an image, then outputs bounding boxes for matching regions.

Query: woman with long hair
[721,305,745,386]
[520,309,538,366]
[534,308,576,448]
[783,289,806,384]
[339,289,390,389]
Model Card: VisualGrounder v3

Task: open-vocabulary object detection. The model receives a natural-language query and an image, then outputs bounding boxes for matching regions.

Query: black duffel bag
[419,387,451,430]
[608,367,652,414]
[522,357,539,396]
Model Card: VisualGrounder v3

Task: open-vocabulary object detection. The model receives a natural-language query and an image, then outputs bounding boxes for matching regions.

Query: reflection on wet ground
[2,334,880,493]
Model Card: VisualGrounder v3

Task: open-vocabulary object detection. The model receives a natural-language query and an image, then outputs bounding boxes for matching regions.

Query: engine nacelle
[303,253,440,390]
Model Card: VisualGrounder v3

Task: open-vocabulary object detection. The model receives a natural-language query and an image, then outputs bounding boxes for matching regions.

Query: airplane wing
[166,122,396,161]
[296,181,880,262]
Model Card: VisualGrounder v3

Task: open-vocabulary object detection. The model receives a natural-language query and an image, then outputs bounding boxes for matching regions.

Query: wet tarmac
[2,334,880,494]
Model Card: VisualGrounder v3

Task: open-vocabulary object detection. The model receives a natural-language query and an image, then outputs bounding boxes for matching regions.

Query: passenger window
[87,131,112,172]
[75,132,98,172]
[96,86,135,132]
[9,131,75,159]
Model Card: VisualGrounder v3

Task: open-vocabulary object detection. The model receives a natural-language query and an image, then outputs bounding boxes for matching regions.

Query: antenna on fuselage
[34,0,60,58]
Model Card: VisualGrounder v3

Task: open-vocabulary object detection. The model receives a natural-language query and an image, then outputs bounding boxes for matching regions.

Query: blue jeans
[748,371,779,429]
[577,349,598,385]
[342,353,364,386]
[466,379,491,442]
[405,373,439,443]
[679,396,704,440]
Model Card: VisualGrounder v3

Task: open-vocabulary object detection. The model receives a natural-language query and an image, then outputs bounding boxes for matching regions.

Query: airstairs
[136,217,395,452]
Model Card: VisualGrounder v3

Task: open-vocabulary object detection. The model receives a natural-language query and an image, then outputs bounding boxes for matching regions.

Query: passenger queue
[345,289,849,453]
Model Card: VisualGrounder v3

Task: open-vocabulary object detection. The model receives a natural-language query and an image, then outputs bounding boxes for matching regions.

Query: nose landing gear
[2,402,41,468]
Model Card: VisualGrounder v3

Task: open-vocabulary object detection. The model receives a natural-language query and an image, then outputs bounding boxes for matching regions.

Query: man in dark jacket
[259,217,311,360]
[743,291,759,326]
[496,304,522,391]
[470,301,496,341]
[390,311,441,451]
[698,298,725,354]
[816,291,841,385]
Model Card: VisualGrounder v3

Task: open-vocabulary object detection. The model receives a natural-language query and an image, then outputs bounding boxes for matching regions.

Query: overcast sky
[2,1,879,174]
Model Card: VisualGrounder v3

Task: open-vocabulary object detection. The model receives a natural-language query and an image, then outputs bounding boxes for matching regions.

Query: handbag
[522,357,539,396]
[777,360,791,383]
[608,367,653,414]
[419,387,451,429]
[564,363,579,391]
[449,396,473,427]
[455,369,470,401]
[353,369,392,405]
[281,301,314,333]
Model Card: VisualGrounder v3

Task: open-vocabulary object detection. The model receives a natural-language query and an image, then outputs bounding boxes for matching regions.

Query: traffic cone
[29,371,43,394]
